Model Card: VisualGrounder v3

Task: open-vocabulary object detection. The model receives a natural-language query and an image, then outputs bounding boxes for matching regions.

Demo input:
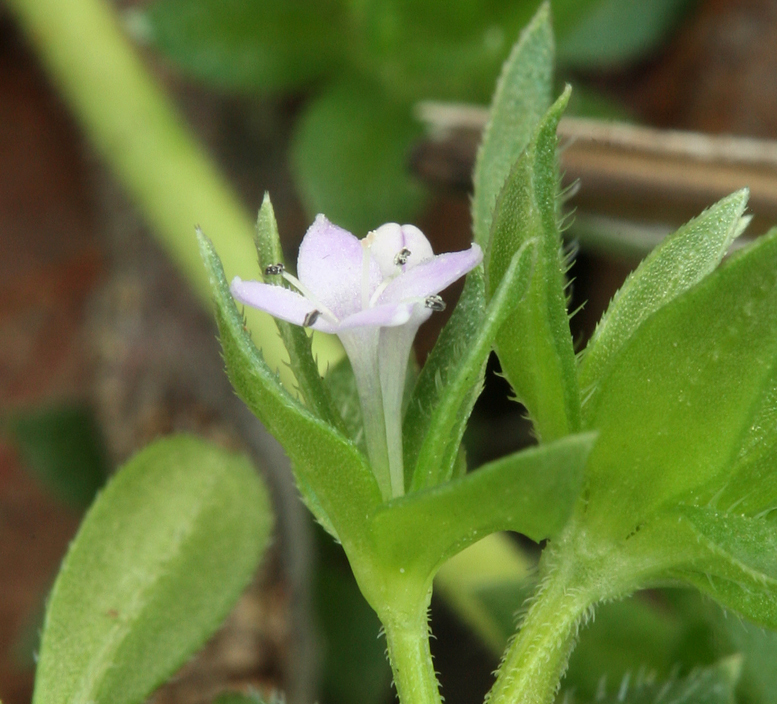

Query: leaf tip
[558,83,573,109]
[529,1,552,31]
[195,224,212,256]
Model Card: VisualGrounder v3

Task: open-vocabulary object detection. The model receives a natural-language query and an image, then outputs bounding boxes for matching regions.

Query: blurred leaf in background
[140,0,695,232]
[140,0,346,93]
[291,79,426,234]
[556,0,696,69]
[6,404,109,509]
[313,528,392,704]
[706,599,777,704]
[575,656,741,704]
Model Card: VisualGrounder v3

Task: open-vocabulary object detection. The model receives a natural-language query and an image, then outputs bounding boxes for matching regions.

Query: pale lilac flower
[231,215,482,500]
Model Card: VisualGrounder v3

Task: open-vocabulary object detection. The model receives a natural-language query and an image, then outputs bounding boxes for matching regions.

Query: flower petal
[379,244,483,304]
[230,277,338,333]
[368,223,434,277]
[297,214,380,319]
[337,301,415,330]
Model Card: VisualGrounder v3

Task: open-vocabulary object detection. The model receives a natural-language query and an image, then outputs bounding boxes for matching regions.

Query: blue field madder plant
[29,5,777,704]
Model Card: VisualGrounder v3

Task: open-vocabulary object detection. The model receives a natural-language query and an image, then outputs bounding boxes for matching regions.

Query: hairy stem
[487,552,594,704]
[383,598,443,704]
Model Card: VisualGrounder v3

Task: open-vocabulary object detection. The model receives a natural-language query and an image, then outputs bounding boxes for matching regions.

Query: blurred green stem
[435,533,533,654]
[5,0,340,379]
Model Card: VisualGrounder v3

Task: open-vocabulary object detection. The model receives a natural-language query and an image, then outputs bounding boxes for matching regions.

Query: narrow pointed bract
[232,215,482,500]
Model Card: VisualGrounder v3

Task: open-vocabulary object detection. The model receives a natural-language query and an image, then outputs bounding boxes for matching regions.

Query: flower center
[363,239,418,309]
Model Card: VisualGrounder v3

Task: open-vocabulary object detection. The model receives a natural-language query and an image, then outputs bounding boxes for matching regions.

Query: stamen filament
[282,271,339,323]
[369,278,392,307]
[361,240,371,310]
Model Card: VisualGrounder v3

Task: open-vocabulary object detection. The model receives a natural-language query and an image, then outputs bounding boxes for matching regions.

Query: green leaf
[485,88,581,441]
[706,296,777,518]
[402,268,486,489]
[252,194,344,432]
[7,404,108,508]
[371,433,595,583]
[472,2,554,246]
[583,229,777,536]
[32,435,272,704]
[557,0,694,70]
[198,230,382,543]
[579,656,741,704]
[291,79,427,234]
[685,574,777,634]
[409,239,537,491]
[677,507,777,630]
[580,190,750,396]
[143,0,345,92]
[325,355,366,452]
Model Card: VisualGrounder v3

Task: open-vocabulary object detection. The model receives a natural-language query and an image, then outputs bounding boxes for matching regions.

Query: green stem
[5,0,342,382]
[487,556,594,704]
[383,599,443,704]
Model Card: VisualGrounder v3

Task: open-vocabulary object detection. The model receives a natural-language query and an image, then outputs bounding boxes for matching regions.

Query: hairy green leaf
[144,0,345,92]
[32,435,271,704]
[677,507,777,629]
[292,80,426,234]
[472,2,554,246]
[486,87,581,441]
[409,239,537,491]
[198,230,381,542]
[707,279,777,517]
[580,190,749,397]
[583,230,777,536]
[402,267,486,489]
[372,433,595,584]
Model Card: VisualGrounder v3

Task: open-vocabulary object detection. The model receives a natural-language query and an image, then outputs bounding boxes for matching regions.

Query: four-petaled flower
[232,215,482,499]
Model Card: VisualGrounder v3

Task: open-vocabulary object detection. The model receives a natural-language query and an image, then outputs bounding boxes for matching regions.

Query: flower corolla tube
[232,215,482,500]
